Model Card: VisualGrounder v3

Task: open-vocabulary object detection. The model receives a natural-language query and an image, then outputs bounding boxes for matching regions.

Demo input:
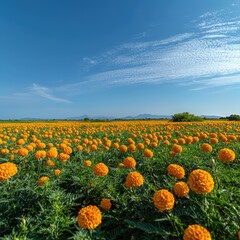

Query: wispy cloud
[31,83,71,103]
[59,6,240,93]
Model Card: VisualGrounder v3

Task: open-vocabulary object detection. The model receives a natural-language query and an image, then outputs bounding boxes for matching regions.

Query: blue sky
[1,0,240,119]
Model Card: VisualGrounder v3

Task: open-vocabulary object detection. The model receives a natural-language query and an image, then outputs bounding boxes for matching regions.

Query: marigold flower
[123,157,136,169]
[0,162,18,181]
[46,147,58,158]
[84,160,92,167]
[58,153,70,162]
[171,144,182,154]
[38,176,49,186]
[201,143,212,153]
[210,138,218,144]
[144,149,153,158]
[153,189,175,211]
[125,171,144,188]
[128,144,136,152]
[45,160,55,167]
[137,143,144,150]
[90,144,98,151]
[100,198,112,210]
[93,162,109,176]
[34,150,46,160]
[173,182,189,197]
[54,169,61,176]
[218,148,235,162]
[183,224,212,240]
[63,146,72,154]
[18,148,29,157]
[118,163,124,168]
[77,205,102,229]
[188,169,214,194]
[167,164,185,179]
[119,145,128,153]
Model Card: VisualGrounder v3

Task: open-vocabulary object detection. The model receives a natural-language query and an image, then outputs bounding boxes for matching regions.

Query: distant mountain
[200,115,222,119]
[123,114,171,119]
[1,114,223,121]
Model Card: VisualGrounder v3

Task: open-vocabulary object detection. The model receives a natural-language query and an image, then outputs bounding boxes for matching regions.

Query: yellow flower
[100,198,112,210]
[188,169,214,194]
[77,205,102,229]
[173,182,189,197]
[0,162,18,181]
[93,162,109,176]
[153,189,175,211]
[123,157,136,169]
[218,148,235,162]
[183,224,211,240]
[125,171,144,188]
[167,164,185,179]
[38,176,49,186]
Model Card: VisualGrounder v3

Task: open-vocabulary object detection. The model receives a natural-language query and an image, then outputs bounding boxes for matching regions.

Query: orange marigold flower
[45,160,55,167]
[218,148,235,162]
[112,142,119,149]
[100,198,112,210]
[46,147,58,158]
[167,164,185,179]
[123,157,136,169]
[0,162,18,181]
[201,143,213,153]
[153,189,175,211]
[54,169,61,176]
[63,146,72,154]
[188,169,214,194]
[178,138,185,145]
[118,163,124,168]
[183,224,212,240]
[119,145,128,153]
[93,162,109,176]
[137,143,144,150]
[58,153,70,162]
[173,182,189,197]
[18,148,29,157]
[171,144,182,154]
[128,144,136,153]
[210,138,218,144]
[17,139,25,145]
[77,205,102,229]
[144,149,153,158]
[38,176,49,186]
[34,150,46,160]
[90,144,98,151]
[125,171,144,188]
[84,160,92,167]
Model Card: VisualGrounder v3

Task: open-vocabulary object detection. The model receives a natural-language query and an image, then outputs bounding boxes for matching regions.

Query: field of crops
[0,120,239,240]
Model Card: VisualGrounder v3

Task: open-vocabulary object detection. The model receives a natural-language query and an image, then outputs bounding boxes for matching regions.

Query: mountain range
[0,114,223,121]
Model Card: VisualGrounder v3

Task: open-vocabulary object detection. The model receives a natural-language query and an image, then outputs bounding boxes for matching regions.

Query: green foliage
[226,114,240,121]
[172,112,203,122]
[0,121,240,239]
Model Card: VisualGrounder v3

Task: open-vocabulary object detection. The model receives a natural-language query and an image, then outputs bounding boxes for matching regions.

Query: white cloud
[58,7,240,93]
[31,84,71,103]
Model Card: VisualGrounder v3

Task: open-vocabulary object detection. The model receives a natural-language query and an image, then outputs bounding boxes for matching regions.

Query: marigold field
[0,120,239,240]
